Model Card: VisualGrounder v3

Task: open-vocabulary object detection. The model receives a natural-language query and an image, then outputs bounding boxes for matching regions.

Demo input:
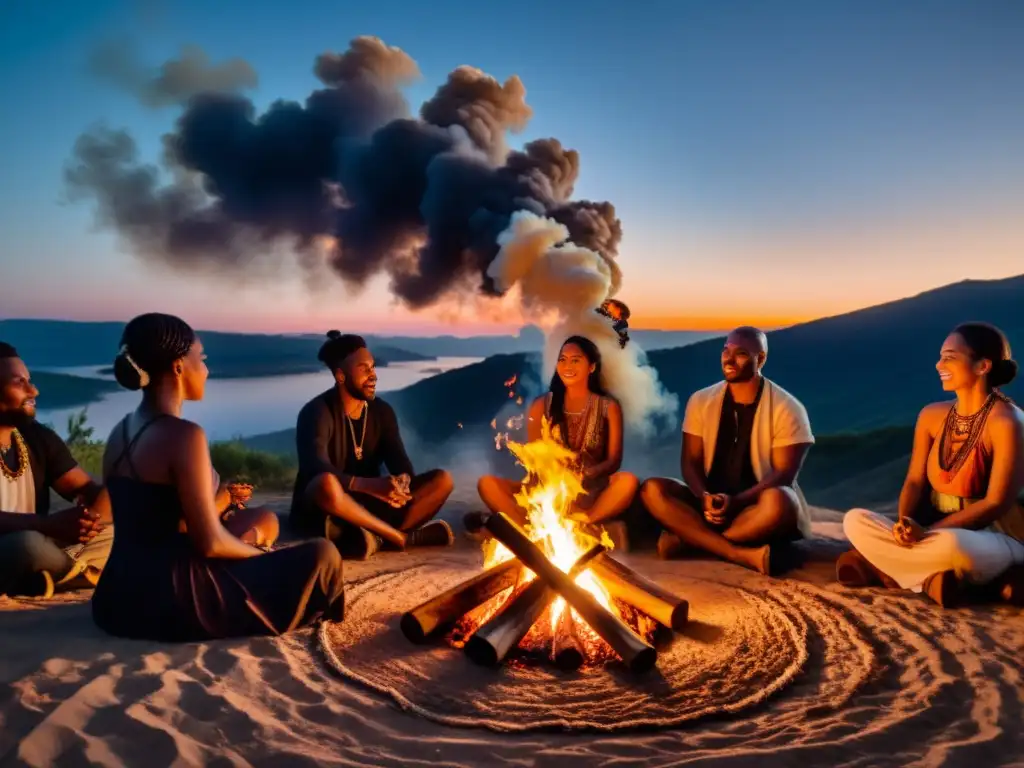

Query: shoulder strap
[112,414,170,479]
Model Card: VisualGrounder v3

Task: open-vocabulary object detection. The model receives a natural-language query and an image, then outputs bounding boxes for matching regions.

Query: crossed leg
[639,478,799,574]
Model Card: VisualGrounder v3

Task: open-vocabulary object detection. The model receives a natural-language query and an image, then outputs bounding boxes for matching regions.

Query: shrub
[209,441,297,490]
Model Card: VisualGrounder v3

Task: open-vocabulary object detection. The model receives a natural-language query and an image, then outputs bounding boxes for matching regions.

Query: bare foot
[738,545,771,575]
[657,531,684,559]
[997,565,1024,606]
[922,570,960,608]
[836,550,900,589]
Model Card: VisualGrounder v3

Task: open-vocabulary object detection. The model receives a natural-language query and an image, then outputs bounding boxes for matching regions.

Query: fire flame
[479,417,623,660]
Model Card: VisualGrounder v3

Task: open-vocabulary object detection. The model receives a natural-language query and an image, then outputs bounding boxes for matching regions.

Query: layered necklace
[563,394,595,453]
[0,429,29,482]
[938,391,1006,476]
[345,403,368,461]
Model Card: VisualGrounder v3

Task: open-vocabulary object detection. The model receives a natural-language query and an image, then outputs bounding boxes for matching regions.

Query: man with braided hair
[290,331,455,559]
[0,342,113,598]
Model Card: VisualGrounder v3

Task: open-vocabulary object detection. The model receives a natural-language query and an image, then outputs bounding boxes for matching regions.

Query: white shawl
[682,378,815,537]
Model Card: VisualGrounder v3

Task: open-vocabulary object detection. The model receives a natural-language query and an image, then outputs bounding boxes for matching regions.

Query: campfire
[401,419,688,673]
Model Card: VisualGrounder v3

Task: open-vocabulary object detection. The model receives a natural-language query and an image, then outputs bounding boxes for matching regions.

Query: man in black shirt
[640,327,815,574]
[290,332,454,559]
[0,343,113,597]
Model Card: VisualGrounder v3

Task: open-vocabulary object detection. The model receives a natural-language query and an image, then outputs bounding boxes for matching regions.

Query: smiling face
[0,356,39,427]
[339,347,377,401]
[556,342,596,390]
[721,331,764,383]
[936,333,991,392]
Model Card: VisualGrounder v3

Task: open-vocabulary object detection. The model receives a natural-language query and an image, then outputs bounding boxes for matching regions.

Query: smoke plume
[66,36,622,309]
[88,40,259,108]
[488,212,677,435]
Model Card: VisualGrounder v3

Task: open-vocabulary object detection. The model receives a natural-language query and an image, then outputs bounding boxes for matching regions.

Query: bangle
[347,476,357,492]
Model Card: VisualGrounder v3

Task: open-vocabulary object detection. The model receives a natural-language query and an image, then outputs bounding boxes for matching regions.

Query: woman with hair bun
[93,313,344,640]
[839,322,1024,607]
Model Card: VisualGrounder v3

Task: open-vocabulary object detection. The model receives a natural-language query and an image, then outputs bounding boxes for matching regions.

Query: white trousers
[843,508,1024,592]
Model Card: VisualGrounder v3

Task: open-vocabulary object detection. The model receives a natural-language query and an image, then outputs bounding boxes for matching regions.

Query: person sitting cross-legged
[289,331,455,560]
[0,342,114,598]
[839,323,1024,608]
[640,327,815,575]
[470,335,639,549]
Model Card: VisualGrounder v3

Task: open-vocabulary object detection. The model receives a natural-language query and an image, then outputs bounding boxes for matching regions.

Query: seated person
[92,314,344,641]
[640,327,814,575]
[471,336,640,547]
[289,332,454,560]
[0,342,113,598]
[840,323,1024,607]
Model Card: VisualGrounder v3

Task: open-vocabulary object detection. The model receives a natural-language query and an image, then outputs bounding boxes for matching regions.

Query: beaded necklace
[937,392,1006,477]
[0,429,29,482]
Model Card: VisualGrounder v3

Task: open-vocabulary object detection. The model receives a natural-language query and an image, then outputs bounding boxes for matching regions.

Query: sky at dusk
[1,0,1022,336]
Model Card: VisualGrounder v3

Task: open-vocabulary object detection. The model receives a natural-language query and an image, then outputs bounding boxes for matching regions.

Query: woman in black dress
[92,313,345,641]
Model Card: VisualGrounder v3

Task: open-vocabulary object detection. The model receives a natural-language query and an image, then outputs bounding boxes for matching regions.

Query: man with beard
[0,342,113,597]
[639,327,814,575]
[289,332,455,559]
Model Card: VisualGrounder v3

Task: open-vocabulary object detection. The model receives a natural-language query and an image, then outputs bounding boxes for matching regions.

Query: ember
[401,418,688,672]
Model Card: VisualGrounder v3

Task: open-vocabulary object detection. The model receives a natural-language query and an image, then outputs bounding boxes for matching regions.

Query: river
[35,357,482,442]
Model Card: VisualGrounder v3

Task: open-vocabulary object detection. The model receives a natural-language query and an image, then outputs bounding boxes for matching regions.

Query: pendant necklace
[346,403,368,461]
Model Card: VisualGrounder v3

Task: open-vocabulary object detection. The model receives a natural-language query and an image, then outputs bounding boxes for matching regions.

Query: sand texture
[2,505,1024,766]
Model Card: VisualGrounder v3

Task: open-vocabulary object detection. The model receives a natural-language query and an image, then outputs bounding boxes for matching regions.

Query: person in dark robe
[91,314,344,641]
[289,332,455,559]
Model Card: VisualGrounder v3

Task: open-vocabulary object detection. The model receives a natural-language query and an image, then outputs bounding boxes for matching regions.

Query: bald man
[640,327,815,574]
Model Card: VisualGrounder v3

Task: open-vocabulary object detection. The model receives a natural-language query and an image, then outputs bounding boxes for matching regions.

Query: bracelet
[347,476,357,492]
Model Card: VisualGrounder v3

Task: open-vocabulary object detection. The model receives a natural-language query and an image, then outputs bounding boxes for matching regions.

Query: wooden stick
[590,554,689,631]
[464,544,603,667]
[551,607,584,671]
[482,512,657,673]
[400,559,524,644]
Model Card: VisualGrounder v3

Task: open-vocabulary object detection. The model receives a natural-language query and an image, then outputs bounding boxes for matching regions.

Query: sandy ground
[2,492,1023,767]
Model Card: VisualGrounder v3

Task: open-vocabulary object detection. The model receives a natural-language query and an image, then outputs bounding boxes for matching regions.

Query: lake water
[36,357,482,442]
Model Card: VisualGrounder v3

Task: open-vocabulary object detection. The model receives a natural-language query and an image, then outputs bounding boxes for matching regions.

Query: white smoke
[487,210,677,436]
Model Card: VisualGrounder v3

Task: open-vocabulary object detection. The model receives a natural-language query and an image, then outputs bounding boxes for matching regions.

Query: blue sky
[1,0,1022,334]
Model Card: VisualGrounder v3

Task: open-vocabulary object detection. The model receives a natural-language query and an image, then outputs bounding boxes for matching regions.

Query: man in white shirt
[639,327,815,574]
[0,343,112,598]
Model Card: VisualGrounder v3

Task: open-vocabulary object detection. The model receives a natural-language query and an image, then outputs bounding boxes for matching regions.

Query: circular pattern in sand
[319,550,881,732]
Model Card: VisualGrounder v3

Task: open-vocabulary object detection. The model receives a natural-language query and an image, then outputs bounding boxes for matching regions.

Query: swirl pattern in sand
[319,549,886,732]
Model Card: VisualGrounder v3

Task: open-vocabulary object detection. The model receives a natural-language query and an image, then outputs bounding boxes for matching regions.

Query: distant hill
[30,372,121,410]
[241,274,1024,510]
[298,326,718,358]
[646,275,1024,434]
[0,320,431,378]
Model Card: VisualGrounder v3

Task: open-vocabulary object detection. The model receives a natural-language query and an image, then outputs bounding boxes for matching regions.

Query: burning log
[482,512,657,673]
[552,608,585,671]
[464,544,604,668]
[590,554,689,631]
[400,559,524,644]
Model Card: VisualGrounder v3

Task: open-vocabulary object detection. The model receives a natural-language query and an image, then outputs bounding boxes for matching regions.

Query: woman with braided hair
[92,313,344,641]
[839,322,1024,608]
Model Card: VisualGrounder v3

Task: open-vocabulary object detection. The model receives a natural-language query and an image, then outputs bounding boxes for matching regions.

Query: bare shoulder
[989,399,1024,435]
[529,395,547,413]
[603,395,622,415]
[917,401,950,431]
[152,417,208,454]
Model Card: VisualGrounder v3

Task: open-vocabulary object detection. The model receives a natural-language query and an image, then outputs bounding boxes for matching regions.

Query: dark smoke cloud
[89,40,258,108]
[66,36,622,308]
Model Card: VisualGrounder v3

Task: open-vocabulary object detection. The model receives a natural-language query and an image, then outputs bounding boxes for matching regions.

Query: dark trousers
[0,531,74,596]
